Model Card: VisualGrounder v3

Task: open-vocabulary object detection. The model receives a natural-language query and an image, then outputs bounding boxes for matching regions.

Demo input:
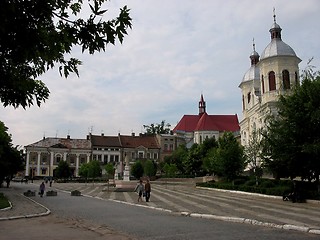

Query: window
[56,155,61,164]
[69,156,75,165]
[138,151,144,159]
[80,156,86,164]
[261,75,265,93]
[41,168,47,175]
[42,155,47,165]
[247,92,251,103]
[282,70,290,90]
[164,144,168,151]
[153,153,158,159]
[169,144,174,151]
[242,95,245,110]
[268,71,276,91]
[103,155,108,164]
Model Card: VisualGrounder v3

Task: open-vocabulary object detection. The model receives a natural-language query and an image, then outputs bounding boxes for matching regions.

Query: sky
[1,0,320,148]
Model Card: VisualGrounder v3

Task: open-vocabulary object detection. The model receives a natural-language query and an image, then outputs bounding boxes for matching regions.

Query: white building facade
[239,13,301,146]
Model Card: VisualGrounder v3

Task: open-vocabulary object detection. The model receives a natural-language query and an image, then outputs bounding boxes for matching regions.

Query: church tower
[239,10,301,146]
[258,10,301,109]
[239,40,260,119]
[199,94,206,115]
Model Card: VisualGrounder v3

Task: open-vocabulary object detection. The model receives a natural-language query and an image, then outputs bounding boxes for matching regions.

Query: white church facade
[239,12,301,146]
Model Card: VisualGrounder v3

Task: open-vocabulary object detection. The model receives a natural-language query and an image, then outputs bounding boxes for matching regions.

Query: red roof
[173,113,239,133]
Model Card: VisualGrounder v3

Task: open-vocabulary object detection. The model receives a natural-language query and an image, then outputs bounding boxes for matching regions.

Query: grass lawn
[0,193,10,209]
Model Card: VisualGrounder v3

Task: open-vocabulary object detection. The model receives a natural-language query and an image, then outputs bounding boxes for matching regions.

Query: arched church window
[242,95,245,110]
[261,75,265,93]
[282,70,290,90]
[268,71,276,91]
[247,92,251,104]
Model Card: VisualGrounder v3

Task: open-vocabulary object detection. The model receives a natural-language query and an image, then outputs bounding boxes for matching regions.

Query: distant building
[173,94,240,147]
[24,133,163,178]
[90,133,122,176]
[25,135,91,178]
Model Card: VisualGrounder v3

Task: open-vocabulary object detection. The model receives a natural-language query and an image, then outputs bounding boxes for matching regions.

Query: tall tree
[54,160,72,180]
[87,160,102,179]
[244,128,263,185]
[143,159,157,177]
[209,132,245,181]
[163,144,188,173]
[184,143,203,176]
[262,65,320,182]
[130,161,143,180]
[0,121,24,186]
[0,0,132,108]
[143,120,171,135]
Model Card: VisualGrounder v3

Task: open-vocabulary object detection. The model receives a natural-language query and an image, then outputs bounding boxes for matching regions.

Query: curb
[103,194,320,235]
[0,193,51,221]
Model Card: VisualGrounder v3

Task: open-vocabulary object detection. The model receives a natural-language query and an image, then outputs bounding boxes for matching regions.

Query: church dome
[242,65,260,83]
[260,39,297,60]
[260,16,298,60]
[241,44,260,83]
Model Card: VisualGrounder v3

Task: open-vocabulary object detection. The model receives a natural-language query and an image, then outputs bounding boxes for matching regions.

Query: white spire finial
[253,38,256,51]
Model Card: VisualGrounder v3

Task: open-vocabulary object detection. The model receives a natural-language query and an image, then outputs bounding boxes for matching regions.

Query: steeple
[250,38,260,65]
[269,8,282,40]
[199,94,206,115]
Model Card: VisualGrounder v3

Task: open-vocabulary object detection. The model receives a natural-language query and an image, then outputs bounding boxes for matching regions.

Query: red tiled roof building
[173,94,240,146]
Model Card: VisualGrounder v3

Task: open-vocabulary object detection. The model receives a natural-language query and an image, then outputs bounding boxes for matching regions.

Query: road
[1,181,319,240]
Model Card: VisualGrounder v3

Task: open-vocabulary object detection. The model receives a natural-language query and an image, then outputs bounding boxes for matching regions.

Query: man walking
[144,179,151,202]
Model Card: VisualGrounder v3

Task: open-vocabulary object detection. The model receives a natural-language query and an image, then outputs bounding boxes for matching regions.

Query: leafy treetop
[0,0,132,108]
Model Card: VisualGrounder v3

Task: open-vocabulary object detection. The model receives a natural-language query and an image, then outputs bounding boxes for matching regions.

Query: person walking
[144,179,151,202]
[134,179,144,202]
[39,182,45,197]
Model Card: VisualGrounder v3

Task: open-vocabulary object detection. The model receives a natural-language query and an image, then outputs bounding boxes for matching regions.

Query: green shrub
[0,193,10,209]
[244,179,256,186]
[260,180,275,188]
[198,178,319,200]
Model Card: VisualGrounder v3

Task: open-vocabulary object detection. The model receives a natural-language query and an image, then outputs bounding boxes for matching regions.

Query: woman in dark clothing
[144,179,151,202]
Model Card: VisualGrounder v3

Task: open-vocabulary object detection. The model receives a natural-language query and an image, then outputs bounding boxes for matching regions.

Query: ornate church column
[37,152,41,176]
[50,151,54,177]
[75,154,80,177]
[25,151,30,176]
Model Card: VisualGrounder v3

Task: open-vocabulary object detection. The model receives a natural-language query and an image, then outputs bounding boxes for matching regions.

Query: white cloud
[1,0,320,146]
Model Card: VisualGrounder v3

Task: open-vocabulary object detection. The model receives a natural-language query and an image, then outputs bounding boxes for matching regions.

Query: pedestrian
[39,182,45,197]
[49,179,53,187]
[5,177,10,188]
[144,179,151,202]
[134,179,144,202]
